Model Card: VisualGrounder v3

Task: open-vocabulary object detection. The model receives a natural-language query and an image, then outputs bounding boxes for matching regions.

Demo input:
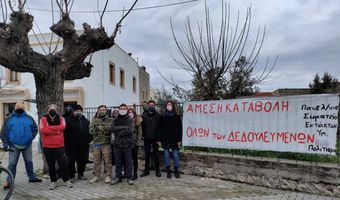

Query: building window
[132,76,136,93]
[109,63,115,85]
[9,70,19,82]
[120,68,125,88]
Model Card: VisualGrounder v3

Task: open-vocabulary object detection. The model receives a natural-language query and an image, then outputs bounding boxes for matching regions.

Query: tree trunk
[35,66,65,118]
[34,64,64,174]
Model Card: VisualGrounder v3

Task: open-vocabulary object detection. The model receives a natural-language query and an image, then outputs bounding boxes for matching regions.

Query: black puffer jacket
[141,111,161,140]
[111,114,135,148]
[160,111,182,149]
[64,115,91,151]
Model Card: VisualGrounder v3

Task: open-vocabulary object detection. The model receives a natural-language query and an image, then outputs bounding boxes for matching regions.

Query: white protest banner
[183,94,339,155]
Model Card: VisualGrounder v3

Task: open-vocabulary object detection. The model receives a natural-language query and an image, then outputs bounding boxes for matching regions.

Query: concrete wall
[179,152,340,197]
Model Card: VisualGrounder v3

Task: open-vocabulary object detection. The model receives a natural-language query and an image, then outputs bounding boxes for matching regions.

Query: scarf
[165,110,176,117]
[45,114,61,125]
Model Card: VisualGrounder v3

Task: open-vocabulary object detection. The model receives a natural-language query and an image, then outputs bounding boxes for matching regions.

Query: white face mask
[119,110,128,116]
[167,105,173,111]
[128,112,134,119]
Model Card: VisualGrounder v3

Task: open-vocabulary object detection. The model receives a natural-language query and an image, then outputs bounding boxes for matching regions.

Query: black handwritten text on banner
[183,94,339,155]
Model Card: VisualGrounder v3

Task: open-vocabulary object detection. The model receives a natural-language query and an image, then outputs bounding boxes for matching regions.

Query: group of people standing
[89,100,183,185]
[0,100,183,190]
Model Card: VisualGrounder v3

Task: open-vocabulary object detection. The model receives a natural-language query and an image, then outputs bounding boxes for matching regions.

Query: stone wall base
[179,152,340,197]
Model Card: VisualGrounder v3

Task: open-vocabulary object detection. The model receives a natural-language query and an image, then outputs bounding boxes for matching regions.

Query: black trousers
[132,147,138,176]
[66,147,88,178]
[111,144,115,166]
[143,139,160,173]
[43,147,69,182]
[114,147,132,179]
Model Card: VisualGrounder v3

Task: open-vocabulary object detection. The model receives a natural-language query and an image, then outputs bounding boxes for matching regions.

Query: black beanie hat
[73,104,83,111]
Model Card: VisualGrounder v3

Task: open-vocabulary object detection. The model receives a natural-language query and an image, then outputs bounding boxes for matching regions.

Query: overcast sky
[20,0,340,92]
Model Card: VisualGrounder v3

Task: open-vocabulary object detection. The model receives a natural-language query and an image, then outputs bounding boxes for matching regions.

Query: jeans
[8,143,36,181]
[163,148,180,168]
[43,147,69,182]
[114,147,132,179]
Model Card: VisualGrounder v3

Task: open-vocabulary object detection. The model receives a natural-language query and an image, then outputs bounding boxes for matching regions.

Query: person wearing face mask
[141,101,149,116]
[89,105,113,184]
[128,108,142,180]
[62,105,73,119]
[159,101,183,179]
[40,104,73,190]
[0,102,42,189]
[112,109,119,119]
[64,104,91,181]
[110,104,135,185]
[141,101,156,171]
[140,100,162,177]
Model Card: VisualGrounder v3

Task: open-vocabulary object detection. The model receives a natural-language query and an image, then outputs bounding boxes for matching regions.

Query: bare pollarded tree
[170,1,277,100]
[0,0,138,118]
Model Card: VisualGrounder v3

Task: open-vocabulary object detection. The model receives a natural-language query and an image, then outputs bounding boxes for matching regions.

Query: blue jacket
[0,112,38,147]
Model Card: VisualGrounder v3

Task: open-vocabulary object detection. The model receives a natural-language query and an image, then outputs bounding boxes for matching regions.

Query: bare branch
[51,36,61,54]
[8,0,14,12]
[99,0,109,27]
[55,0,73,17]
[55,0,62,11]
[1,0,8,23]
[48,0,55,53]
[18,0,27,12]
[170,1,277,100]
[111,0,138,40]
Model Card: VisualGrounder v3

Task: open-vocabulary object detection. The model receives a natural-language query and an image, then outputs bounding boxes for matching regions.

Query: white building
[0,32,149,125]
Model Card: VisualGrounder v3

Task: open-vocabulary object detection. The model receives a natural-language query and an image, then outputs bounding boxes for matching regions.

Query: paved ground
[1,144,339,200]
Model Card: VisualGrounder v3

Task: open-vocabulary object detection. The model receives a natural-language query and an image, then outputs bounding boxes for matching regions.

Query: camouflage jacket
[89,115,113,145]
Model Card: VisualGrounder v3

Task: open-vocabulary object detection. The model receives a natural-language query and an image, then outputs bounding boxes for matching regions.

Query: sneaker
[3,181,10,190]
[89,176,99,184]
[140,171,150,177]
[78,175,87,180]
[29,177,42,183]
[127,179,134,185]
[104,176,112,184]
[121,173,126,179]
[110,178,122,185]
[65,180,73,188]
[49,182,57,190]
[156,171,161,177]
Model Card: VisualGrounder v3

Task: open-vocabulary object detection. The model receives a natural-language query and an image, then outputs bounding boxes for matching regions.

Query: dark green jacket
[90,115,113,145]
